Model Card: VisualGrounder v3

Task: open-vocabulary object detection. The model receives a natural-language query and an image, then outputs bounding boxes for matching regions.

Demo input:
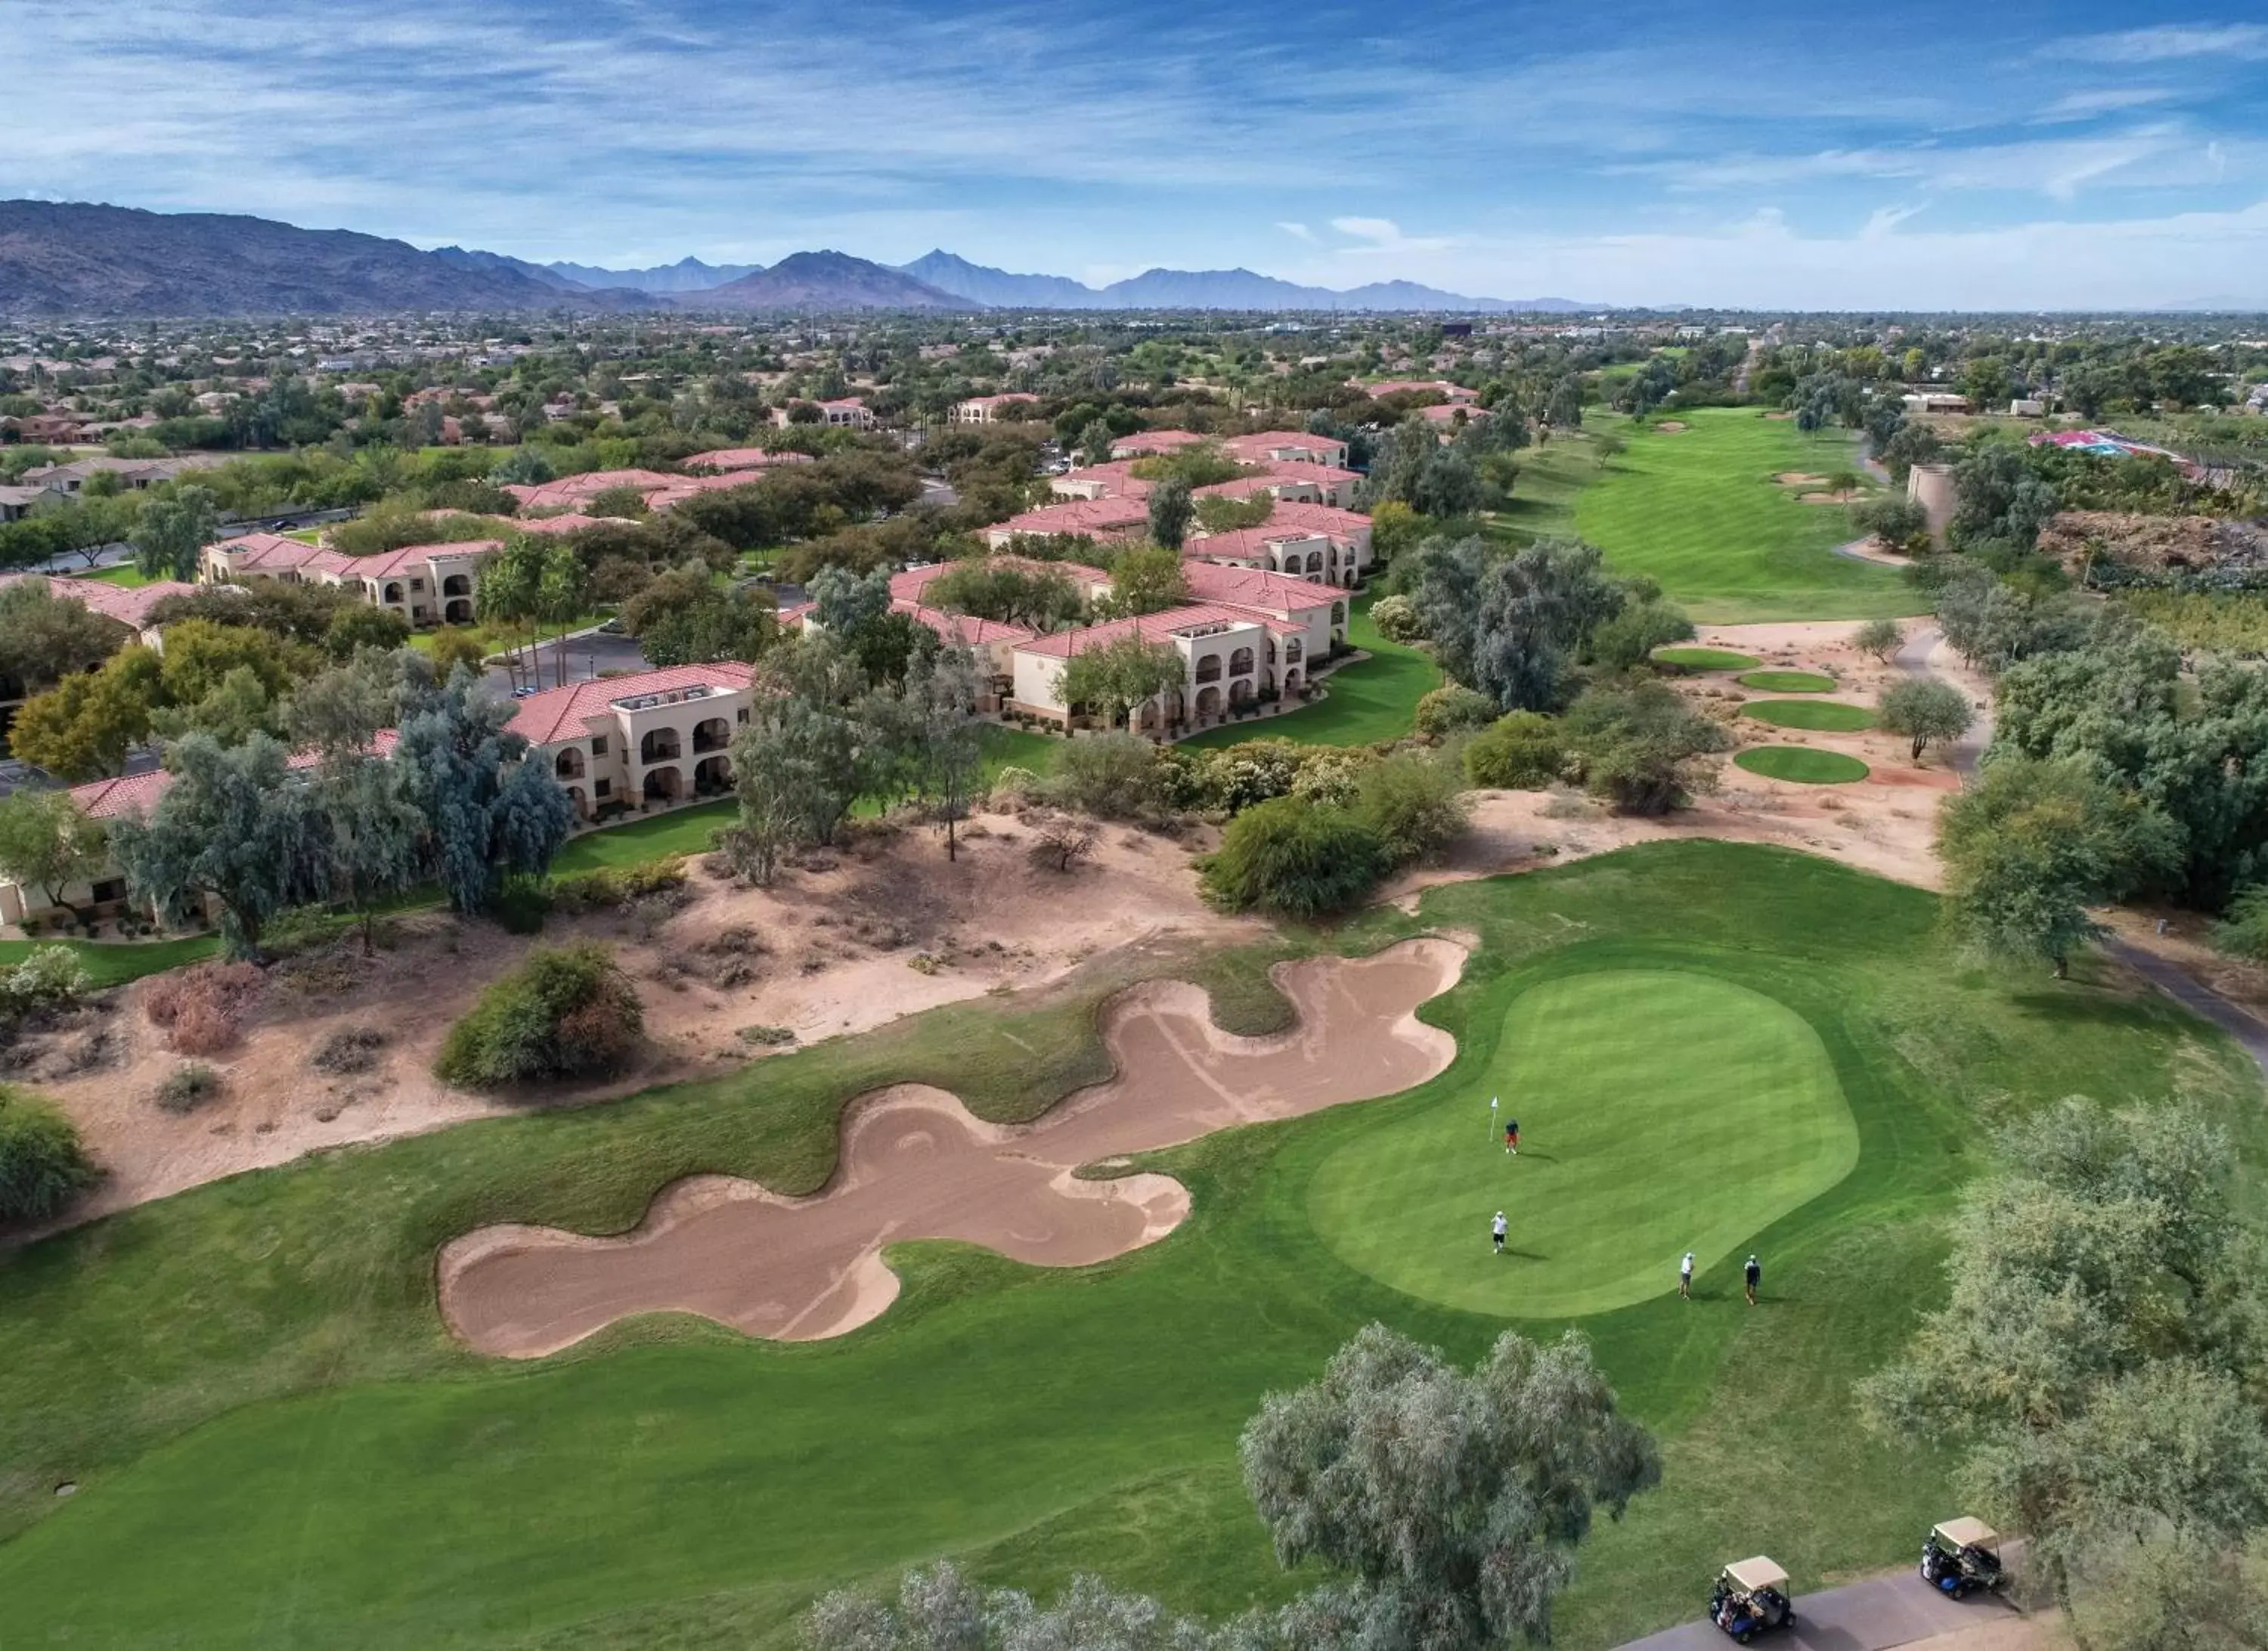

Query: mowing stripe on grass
[1653,646,1760,672]
[1308,969,1858,1318]
[1735,746,1872,784]
[1736,670,1837,693]
[1741,699,1873,732]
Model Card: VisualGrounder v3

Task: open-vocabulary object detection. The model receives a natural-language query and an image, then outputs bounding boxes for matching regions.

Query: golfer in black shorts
[1492,1210,1508,1253]
[1744,1253,1761,1306]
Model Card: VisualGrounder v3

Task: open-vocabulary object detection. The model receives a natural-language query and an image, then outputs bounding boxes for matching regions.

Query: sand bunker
[438,938,1467,1357]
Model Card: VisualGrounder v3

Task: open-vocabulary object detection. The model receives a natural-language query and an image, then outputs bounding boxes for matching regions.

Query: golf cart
[1709,1557,1794,1642]
[1919,1516,2004,1597]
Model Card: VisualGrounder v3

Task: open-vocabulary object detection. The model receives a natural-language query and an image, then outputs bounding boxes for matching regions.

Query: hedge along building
[198,532,507,627]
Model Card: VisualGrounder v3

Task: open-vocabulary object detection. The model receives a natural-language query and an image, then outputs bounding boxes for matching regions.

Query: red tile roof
[69,731,400,820]
[346,540,504,580]
[504,469,680,513]
[1015,602,1296,659]
[988,498,1150,540]
[890,555,1112,605]
[511,513,612,535]
[1222,432,1349,464]
[1109,430,1207,455]
[681,448,814,472]
[891,599,1034,648]
[503,662,755,747]
[1263,501,1373,537]
[1177,560,1342,612]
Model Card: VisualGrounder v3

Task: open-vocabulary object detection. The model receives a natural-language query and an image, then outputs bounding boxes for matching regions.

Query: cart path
[1616,1567,2026,1651]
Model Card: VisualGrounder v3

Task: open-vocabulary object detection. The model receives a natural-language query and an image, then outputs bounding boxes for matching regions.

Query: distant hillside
[903,250,1589,312]
[897,250,1100,310]
[693,250,974,311]
[429,245,588,291]
[547,256,764,293]
[0,201,655,317]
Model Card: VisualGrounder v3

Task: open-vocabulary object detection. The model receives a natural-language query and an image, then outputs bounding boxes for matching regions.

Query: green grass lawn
[74,563,156,588]
[1180,594,1439,749]
[408,614,612,659]
[1309,969,1858,1318]
[1488,423,1619,549]
[0,933,221,986]
[0,844,2257,1649]
[1654,646,1761,672]
[1736,747,1873,784]
[1737,670,1838,693]
[1743,699,1875,733]
[1572,410,1922,624]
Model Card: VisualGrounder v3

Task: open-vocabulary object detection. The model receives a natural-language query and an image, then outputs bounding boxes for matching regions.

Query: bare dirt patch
[437,938,1466,1356]
[31,810,1249,1228]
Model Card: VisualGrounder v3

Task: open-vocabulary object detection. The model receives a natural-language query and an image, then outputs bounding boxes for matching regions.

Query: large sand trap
[438,937,1467,1357]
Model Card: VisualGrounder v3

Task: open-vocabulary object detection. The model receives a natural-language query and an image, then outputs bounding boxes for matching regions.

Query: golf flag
[1490,1095,1498,1138]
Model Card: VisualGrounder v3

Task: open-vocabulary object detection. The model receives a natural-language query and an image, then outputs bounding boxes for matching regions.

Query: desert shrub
[155,1061,222,1114]
[550,857,689,913]
[1174,739,1308,814]
[1354,750,1470,864]
[0,946,92,1022]
[1046,733,1173,820]
[1369,593,1424,642]
[1464,711,1566,789]
[1031,819,1098,872]
[0,1085,96,1222]
[737,1024,796,1046]
[1198,795,1388,918]
[311,1024,386,1074]
[434,942,644,1089]
[1287,748,1379,809]
[143,960,265,1055]
[2216,885,2268,962]
[1411,685,1498,740]
[1560,680,1730,815]
[988,765,1042,805]
[1852,616,1904,661]
[1585,599,1695,674]
[492,874,553,935]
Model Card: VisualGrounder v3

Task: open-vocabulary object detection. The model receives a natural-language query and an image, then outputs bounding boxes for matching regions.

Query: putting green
[1736,670,1837,693]
[1742,699,1873,733]
[1736,747,1872,784]
[1654,646,1761,672]
[1308,969,1859,1318]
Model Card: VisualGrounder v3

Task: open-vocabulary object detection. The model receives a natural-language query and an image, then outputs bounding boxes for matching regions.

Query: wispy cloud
[2049,23,2268,63]
[1275,221,1316,243]
[2034,87,2182,122]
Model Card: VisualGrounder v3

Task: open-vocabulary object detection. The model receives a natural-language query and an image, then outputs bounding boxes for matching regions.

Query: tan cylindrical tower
[1907,463,1957,542]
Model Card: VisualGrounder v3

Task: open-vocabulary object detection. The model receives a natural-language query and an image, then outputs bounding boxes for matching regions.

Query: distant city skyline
[6,0,2266,310]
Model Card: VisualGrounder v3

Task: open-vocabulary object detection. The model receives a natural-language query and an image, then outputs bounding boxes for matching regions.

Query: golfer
[1744,1253,1761,1306]
[1679,1251,1695,1299]
[1492,1210,1508,1254]
[1504,1117,1520,1155]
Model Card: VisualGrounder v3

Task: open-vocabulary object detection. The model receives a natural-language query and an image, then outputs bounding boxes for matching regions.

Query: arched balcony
[642,765,683,806]
[442,573,472,597]
[640,728,682,764]
[691,717,731,754]
[1193,656,1222,683]
[554,748,586,780]
[1227,646,1254,678]
[693,754,733,795]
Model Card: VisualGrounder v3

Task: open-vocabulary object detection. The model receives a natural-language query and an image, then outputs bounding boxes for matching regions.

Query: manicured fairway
[1181,593,1438,749]
[1742,698,1874,732]
[1,844,2258,1651]
[1737,669,1837,693]
[1309,970,1857,1318]
[1488,424,1618,548]
[1572,409,1920,623]
[1737,746,1872,784]
[1654,646,1760,671]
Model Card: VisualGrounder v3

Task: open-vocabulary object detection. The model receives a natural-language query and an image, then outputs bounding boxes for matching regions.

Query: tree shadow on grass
[2006,990,2179,1036]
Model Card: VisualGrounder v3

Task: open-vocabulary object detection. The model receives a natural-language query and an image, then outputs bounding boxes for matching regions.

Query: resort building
[1363,379,1479,404]
[507,663,759,822]
[770,398,875,429]
[199,533,506,627]
[1108,430,1209,460]
[1006,604,1313,734]
[1221,430,1351,468]
[950,394,1040,425]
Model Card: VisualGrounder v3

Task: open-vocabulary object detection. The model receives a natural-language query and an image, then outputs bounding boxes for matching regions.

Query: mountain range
[0,200,1591,316]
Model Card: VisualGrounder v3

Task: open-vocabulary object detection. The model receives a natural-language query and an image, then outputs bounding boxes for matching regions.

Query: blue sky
[7,0,2267,308]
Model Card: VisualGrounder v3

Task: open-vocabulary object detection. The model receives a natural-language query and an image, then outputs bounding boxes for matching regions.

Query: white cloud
[2034,87,2182,122]
[1275,221,1317,243]
[1331,216,1404,244]
[1861,202,1931,237]
[2050,23,2268,63]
